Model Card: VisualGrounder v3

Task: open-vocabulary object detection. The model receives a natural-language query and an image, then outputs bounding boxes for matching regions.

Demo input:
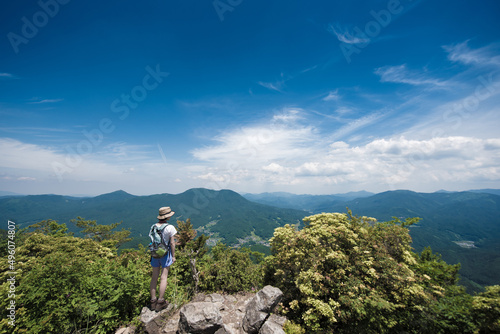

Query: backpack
[148,223,170,258]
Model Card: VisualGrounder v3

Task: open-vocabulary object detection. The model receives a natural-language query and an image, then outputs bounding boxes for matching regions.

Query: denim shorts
[150,250,173,268]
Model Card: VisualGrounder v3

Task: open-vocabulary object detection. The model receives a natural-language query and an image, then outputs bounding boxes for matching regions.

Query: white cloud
[0,73,16,79]
[328,24,370,44]
[374,64,445,86]
[192,108,318,164]
[29,99,64,104]
[443,40,500,66]
[323,89,340,101]
[258,81,284,92]
[0,138,190,195]
[263,163,285,173]
[188,104,500,193]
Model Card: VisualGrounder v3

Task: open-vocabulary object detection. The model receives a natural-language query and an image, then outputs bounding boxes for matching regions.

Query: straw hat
[157,206,175,220]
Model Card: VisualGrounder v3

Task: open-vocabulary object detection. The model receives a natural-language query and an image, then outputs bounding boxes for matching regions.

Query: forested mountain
[242,190,374,211]
[0,188,306,249]
[1,188,499,292]
[325,190,500,292]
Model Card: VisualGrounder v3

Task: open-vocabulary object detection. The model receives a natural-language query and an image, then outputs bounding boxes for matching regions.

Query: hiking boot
[150,298,157,311]
[155,299,168,311]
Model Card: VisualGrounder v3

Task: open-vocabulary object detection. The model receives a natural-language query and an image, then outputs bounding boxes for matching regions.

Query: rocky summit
[115,286,286,334]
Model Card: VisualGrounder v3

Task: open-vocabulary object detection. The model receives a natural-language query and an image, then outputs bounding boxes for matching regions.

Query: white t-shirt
[157,223,177,244]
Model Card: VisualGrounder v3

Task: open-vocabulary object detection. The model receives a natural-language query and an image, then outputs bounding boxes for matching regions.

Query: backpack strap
[154,223,170,248]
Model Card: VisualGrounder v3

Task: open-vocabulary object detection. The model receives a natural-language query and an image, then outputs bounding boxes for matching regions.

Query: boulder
[178,302,223,334]
[127,287,286,334]
[139,304,174,334]
[259,314,287,334]
[242,286,283,333]
[115,326,136,334]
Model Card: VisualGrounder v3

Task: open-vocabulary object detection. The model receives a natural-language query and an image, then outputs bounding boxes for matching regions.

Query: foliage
[283,320,306,334]
[2,211,499,333]
[411,247,477,333]
[0,220,151,333]
[185,234,210,293]
[176,218,197,250]
[27,219,73,237]
[472,285,500,333]
[72,216,132,248]
[264,211,490,333]
[199,243,264,294]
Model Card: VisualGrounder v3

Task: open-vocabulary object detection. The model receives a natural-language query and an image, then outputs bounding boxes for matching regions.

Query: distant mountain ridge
[1,187,499,292]
[0,188,307,249]
[326,190,500,293]
[241,190,374,211]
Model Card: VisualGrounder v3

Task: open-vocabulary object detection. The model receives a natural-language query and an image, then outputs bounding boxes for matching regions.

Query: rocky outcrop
[116,286,286,334]
[242,286,283,334]
[178,302,223,334]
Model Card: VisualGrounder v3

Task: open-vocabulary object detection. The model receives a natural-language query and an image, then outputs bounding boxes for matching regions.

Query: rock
[242,286,283,334]
[259,314,287,334]
[214,325,232,334]
[139,305,174,334]
[178,302,223,334]
[115,326,136,334]
[140,306,157,324]
[128,287,286,334]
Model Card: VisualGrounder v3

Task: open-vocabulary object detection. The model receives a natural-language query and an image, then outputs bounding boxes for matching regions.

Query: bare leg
[150,266,161,300]
[158,266,170,301]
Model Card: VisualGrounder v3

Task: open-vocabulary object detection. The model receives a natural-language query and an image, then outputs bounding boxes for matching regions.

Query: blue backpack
[148,223,170,258]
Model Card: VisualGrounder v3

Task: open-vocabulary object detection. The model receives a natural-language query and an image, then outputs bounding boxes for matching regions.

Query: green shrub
[199,243,264,293]
[472,285,500,333]
[0,232,151,333]
[264,212,479,333]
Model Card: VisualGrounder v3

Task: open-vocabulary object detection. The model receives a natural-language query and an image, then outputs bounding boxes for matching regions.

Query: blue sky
[1,0,500,196]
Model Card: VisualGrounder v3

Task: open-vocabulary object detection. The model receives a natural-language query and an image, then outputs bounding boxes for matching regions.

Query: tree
[72,217,132,248]
[264,212,460,333]
[199,243,264,293]
[0,223,150,333]
[185,234,209,293]
[472,285,500,333]
[173,219,208,293]
[27,219,72,237]
[176,218,197,250]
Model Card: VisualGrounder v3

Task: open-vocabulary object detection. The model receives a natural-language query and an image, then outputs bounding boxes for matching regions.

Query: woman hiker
[149,206,177,311]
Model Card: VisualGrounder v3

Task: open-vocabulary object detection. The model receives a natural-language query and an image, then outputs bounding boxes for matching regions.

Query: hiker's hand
[172,257,176,264]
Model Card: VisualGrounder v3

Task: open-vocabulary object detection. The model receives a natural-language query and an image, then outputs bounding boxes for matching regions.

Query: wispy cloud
[0,137,190,195]
[257,65,319,93]
[0,73,17,80]
[374,64,446,86]
[189,113,500,192]
[328,24,369,44]
[192,108,317,163]
[329,112,386,141]
[323,89,341,101]
[29,98,64,104]
[443,40,500,66]
[258,80,285,93]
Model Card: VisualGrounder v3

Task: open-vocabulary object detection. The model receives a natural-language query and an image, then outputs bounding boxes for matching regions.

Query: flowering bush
[265,212,452,333]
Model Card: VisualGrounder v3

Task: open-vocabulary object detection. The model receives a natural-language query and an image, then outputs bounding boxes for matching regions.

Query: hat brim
[157,211,175,220]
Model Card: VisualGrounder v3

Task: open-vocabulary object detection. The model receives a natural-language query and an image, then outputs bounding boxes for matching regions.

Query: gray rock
[259,314,287,334]
[139,305,174,334]
[115,326,136,334]
[214,325,232,334]
[178,302,223,334]
[242,286,283,334]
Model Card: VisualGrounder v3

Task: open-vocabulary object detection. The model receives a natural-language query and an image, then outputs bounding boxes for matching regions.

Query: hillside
[2,188,499,292]
[0,188,306,249]
[242,191,374,212]
[326,190,500,292]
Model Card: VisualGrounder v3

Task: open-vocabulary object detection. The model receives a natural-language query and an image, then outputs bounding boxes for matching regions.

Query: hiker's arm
[170,236,175,262]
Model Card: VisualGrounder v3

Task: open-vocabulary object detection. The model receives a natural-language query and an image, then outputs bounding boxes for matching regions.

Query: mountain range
[1,188,499,293]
